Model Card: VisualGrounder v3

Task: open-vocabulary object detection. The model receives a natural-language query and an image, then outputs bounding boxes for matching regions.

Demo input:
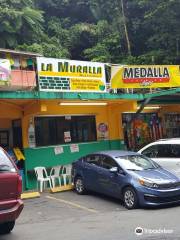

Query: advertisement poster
[54,146,64,155]
[111,65,180,88]
[65,116,71,120]
[37,57,106,92]
[70,144,79,153]
[97,123,109,140]
[0,59,11,85]
[64,131,71,143]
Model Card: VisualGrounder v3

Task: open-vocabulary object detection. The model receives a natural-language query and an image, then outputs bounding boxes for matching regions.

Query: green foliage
[0,0,44,47]
[0,0,180,64]
[17,43,43,54]
[84,43,111,62]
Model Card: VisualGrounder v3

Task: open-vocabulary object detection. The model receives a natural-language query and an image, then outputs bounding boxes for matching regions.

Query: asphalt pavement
[2,190,180,240]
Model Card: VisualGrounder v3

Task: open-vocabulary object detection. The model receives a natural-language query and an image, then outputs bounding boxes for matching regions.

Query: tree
[137,0,180,63]
[119,0,132,56]
[0,0,44,48]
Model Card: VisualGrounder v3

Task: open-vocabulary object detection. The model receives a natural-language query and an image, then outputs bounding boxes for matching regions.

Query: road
[2,191,180,240]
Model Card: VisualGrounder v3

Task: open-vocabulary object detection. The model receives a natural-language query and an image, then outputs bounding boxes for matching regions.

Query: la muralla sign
[111,65,180,88]
[37,57,106,92]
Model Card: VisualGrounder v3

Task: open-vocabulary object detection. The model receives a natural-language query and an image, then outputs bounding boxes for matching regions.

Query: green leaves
[22,7,44,30]
[0,0,44,48]
[84,43,111,62]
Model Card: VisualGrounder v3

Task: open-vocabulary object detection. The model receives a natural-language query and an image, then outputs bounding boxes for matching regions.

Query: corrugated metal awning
[0,48,43,57]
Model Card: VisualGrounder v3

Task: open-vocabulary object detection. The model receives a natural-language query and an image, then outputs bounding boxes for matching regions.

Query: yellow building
[0,49,180,190]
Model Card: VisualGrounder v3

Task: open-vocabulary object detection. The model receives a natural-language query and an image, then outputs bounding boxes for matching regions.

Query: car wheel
[123,187,138,210]
[0,221,15,234]
[75,177,86,195]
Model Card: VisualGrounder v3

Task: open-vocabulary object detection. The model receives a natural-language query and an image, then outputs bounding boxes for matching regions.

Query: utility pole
[176,38,179,57]
[120,0,132,56]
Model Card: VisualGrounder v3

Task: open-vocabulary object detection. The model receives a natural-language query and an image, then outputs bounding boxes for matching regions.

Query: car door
[97,155,125,197]
[167,144,180,176]
[0,148,19,201]
[141,144,180,175]
[83,154,102,191]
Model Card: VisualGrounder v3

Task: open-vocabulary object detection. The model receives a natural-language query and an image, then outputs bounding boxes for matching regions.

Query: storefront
[111,64,180,151]
[22,98,137,189]
[0,54,139,190]
[1,53,180,191]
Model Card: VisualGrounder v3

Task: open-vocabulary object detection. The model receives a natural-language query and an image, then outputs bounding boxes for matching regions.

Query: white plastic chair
[50,166,61,188]
[34,167,52,192]
[60,165,72,186]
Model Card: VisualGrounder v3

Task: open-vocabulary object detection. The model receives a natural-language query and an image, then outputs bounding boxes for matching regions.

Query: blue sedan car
[72,150,180,209]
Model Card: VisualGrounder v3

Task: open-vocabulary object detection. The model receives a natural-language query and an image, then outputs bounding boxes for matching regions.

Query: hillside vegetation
[0,0,180,64]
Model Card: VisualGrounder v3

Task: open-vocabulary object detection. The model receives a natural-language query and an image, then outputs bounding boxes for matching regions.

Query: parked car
[72,150,180,209]
[0,147,24,234]
[138,138,180,175]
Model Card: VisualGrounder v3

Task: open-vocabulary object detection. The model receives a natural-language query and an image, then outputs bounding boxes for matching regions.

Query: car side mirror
[119,169,125,175]
[109,167,118,174]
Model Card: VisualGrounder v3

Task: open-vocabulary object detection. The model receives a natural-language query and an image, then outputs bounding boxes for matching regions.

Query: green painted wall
[24,139,125,190]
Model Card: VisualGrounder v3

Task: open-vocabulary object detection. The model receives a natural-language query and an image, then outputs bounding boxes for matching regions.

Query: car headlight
[139,179,158,188]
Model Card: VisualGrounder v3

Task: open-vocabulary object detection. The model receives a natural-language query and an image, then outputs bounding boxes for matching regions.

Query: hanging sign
[37,57,106,92]
[111,65,180,88]
[0,59,11,85]
[65,116,71,120]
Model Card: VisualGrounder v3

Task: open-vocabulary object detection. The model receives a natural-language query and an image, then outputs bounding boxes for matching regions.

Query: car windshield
[115,155,159,171]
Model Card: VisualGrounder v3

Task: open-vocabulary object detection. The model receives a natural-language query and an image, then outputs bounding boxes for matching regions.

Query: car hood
[130,168,180,184]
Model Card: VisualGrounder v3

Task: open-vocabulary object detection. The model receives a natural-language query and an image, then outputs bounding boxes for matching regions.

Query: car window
[170,145,180,158]
[85,155,101,166]
[142,144,175,158]
[0,149,16,172]
[101,156,118,170]
[142,145,158,158]
[156,144,172,158]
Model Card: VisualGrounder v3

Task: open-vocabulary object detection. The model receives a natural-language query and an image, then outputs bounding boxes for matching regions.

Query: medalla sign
[37,57,106,92]
[111,65,180,88]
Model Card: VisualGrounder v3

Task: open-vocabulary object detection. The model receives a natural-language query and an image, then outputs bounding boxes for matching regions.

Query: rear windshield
[0,149,16,172]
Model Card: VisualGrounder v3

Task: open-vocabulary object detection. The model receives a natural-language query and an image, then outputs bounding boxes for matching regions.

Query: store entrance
[12,119,23,148]
[0,130,9,149]
[122,113,163,151]
[164,114,180,138]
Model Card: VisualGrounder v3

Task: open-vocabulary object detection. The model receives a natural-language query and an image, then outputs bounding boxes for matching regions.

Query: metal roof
[137,88,180,109]
[0,48,43,57]
[146,93,180,104]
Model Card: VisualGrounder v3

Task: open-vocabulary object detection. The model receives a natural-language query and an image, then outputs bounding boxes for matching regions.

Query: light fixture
[137,106,161,110]
[59,102,107,106]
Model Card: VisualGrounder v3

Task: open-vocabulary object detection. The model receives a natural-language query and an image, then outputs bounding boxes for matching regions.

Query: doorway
[12,119,23,149]
[122,113,163,151]
[0,130,9,150]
